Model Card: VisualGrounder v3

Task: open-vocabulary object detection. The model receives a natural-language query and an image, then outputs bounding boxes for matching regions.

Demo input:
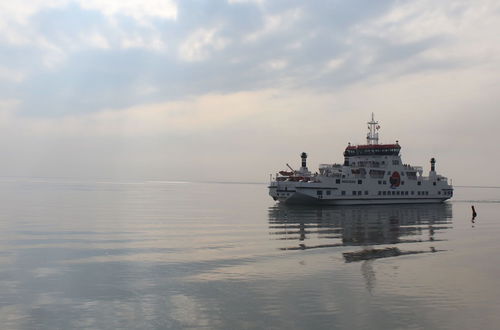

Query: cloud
[228,0,265,4]
[2,0,499,116]
[2,62,499,183]
[0,0,66,25]
[0,67,26,83]
[79,32,111,50]
[179,28,229,62]
[2,0,499,115]
[356,0,500,63]
[0,0,177,27]
[0,0,175,68]
[2,1,393,111]
[326,57,346,71]
[244,8,302,42]
[77,0,178,22]
[120,34,166,52]
[265,59,287,70]
[0,0,500,183]
[1,89,284,138]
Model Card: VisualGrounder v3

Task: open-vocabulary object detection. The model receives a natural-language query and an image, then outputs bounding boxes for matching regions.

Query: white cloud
[0,67,26,83]
[0,1,63,46]
[0,0,66,25]
[286,41,303,50]
[119,33,167,52]
[77,0,178,23]
[245,8,302,42]
[0,0,177,28]
[80,32,111,50]
[265,59,287,70]
[326,57,345,71]
[356,0,500,61]
[228,0,265,4]
[179,28,229,62]
[355,1,460,42]
[34,36,68,68]
[0,0,174,64]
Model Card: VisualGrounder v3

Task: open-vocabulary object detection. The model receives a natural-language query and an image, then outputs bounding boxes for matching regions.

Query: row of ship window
[317,190,434,196]
[335,179,424,185]
[378,191,428,196]
[278,189,452,197]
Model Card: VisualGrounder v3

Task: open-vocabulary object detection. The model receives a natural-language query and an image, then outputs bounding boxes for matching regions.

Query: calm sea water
[0,178,499,329]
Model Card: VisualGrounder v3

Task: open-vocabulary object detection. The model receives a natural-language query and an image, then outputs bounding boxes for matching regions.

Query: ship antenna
[367,112,380,145]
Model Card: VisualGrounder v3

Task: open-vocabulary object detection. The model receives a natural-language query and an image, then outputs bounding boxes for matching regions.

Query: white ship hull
[273,192,447,205]
[269,185,451,205]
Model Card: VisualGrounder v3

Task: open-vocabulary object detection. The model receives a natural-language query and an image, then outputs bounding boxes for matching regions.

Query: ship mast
[366,112,380,145]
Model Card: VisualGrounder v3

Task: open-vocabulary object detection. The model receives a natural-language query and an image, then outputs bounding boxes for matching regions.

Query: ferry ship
[268,114,453,205]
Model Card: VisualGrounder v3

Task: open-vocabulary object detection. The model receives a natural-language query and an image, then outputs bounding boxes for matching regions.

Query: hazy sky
[0,0,499,184]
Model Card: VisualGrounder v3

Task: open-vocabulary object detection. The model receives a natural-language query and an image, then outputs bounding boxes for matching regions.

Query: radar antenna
[366,112,380,145]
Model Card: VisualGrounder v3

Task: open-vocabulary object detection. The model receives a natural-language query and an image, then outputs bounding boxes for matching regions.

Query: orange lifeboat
[279,171,294,176]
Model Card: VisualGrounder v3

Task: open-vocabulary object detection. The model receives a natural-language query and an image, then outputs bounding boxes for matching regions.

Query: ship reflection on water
[268,203,453,260]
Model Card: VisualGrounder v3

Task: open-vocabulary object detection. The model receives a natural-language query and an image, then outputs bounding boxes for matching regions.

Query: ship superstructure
[268,114,453,205]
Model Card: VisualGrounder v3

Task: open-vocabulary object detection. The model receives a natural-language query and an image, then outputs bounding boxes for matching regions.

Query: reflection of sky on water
[1,181,499,329]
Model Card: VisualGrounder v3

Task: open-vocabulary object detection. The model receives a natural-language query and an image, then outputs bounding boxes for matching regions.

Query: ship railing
[319,164,343,177]
[354,161,382,168]
[325,173,341,178]
[319,171,342,177]
[319,164,342,169]
[403,165,421,171]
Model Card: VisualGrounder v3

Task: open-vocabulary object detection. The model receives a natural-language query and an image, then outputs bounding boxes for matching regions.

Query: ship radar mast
[366,112,380,145]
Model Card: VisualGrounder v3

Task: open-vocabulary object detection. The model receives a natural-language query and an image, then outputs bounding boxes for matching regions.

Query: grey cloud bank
[2,0,403,115]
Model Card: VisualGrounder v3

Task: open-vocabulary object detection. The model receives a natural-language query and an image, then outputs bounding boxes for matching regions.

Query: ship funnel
[301,152,307,169]
[430,158,436,172]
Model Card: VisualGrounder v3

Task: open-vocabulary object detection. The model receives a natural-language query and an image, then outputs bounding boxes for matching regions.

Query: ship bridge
[344,144,400,157]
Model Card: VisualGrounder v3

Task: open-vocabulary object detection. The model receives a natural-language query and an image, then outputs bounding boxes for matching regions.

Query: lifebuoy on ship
[390,171,401,188]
